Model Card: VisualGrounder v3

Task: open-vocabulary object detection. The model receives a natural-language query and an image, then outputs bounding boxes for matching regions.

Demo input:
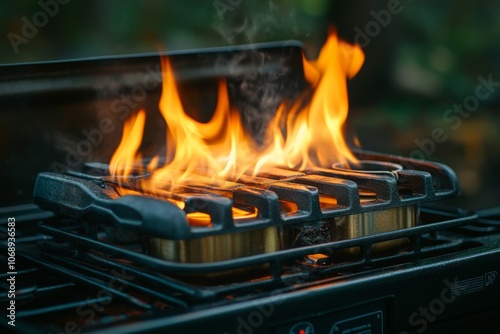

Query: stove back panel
[0,42,305,205]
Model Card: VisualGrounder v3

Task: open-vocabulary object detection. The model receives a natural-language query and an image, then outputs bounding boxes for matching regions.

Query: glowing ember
[109,30,365,193]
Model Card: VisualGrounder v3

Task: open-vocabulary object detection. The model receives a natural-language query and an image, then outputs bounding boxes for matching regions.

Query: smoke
[212,0,299,45]
[212,45,305,146]
[211,0,302,144]
[230,52,288,143]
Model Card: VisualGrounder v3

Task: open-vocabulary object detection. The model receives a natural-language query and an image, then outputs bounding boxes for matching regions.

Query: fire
[255,32,364,171]
[109,30,364,194]
[109,109,146,176]
[148,59,255,188]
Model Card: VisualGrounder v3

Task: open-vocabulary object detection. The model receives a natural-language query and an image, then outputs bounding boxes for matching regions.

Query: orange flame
[110,30,364,192]
[109,109,146,176]
[254,32,364,173]
[147,57,255,189]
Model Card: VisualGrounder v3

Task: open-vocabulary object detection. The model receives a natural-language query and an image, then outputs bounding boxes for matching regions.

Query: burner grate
[35,207,478,294]
[33,150,460,240]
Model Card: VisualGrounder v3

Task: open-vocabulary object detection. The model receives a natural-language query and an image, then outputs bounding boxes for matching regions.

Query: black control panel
[274,300,387,334]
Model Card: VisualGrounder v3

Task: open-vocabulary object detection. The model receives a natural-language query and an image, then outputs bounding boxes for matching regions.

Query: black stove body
[2,204,500,334]
[1,45,500,334]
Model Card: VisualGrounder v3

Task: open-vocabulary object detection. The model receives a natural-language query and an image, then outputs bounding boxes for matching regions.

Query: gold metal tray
[148,226,283,263]
[330,204,418,254]
[148,204,417,263]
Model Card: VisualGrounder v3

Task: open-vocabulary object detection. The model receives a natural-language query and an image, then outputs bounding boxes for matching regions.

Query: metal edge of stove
[0,40,305,98]
[0,40,305,70]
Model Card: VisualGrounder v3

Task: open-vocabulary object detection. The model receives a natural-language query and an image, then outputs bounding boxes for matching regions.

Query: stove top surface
[1,203,499,333]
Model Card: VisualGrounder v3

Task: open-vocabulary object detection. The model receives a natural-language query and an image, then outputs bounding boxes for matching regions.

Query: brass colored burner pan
[148,205,417,263]
[285,205,418,255]
[148,226,283,263]
[331,204,418,253]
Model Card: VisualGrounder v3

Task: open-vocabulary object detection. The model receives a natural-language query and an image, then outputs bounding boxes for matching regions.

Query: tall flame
[254,32,364,172]
[109,30,364,191]
[109,109,146,176]
[148,57,255,188]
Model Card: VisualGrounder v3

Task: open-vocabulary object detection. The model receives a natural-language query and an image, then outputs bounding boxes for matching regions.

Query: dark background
[1,0,499,209]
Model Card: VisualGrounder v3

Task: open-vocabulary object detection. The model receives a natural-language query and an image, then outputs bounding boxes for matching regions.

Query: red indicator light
[299,330,305,334]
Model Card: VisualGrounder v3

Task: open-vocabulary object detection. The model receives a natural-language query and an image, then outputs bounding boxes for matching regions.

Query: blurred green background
[1,0,499,209]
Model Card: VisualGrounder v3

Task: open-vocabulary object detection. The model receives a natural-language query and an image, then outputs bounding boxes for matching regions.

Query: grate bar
[17,296,113,318]
[38,208,477,276]
[42,252,188,308]
[13,251,152,310]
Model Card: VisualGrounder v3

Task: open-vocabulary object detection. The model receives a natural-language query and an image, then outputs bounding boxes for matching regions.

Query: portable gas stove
[1,40,500,334]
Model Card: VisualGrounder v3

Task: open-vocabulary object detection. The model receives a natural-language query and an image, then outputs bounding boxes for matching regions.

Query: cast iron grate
[34,207,478,299]
[33,150,460,240]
